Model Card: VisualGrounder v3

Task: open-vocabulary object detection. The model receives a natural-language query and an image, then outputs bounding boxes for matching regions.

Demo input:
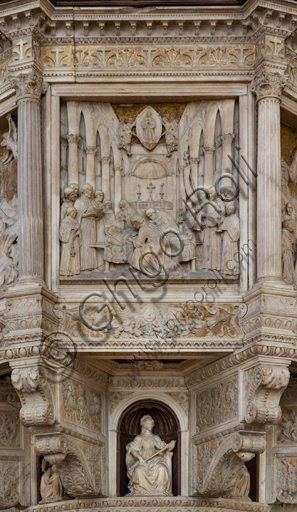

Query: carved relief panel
[0,374,29,509]
[0,114,18,290]
[59,99,240,280]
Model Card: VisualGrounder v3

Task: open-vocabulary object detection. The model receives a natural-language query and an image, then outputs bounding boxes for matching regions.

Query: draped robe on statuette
[59,216,81,276]
[202,198,224,271]
[220,212,240,275]
[126,433,172,496]
[74,195,99,271]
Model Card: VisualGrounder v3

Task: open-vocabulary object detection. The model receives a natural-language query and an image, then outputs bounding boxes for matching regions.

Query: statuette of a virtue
[126,415,176,496]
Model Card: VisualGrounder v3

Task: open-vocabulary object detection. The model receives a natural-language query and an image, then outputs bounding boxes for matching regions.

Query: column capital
[203,145,215,155]
[9,69,47,101]
[67,133,80,145]
[220,132,235,144]
[85,146,97,155]
[251,71,287,101]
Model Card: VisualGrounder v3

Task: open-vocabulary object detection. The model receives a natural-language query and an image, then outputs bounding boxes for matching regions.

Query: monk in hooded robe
[201,187,224,271]
[40,459,63,503]
[60,206,81,276]
[220,204,240,276]
[74,184,102,271]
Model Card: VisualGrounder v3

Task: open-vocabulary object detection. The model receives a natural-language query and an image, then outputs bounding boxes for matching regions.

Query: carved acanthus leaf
[11,366,55,427]
[34,435,102,498]
[245,365,290,424]
[195,433,266,498]
[9,70,48,100]
[251,72,288,100]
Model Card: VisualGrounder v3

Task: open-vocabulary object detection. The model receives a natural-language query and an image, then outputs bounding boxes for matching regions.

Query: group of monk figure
[281,202,297,286]
[59,183,240,278]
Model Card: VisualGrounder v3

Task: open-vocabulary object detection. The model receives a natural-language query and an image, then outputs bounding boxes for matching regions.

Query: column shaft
[257,96,282,280]
[18,96,44,282]
[67,134,80,185]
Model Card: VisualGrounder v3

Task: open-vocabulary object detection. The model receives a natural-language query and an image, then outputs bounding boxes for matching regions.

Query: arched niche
[117,399,181,497]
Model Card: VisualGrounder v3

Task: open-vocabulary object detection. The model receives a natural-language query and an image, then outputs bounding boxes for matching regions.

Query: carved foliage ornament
[34,435,102,498]
[0,461,19,509]
[11,366,55,427]
[251,72,288,101]
[9,70,48,100]
[245,365,290,425]
[196,377,238,432]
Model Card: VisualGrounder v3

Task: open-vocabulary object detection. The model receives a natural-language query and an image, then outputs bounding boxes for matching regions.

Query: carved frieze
[41,45,256,73]
[196,376,238,432]
[55,302,244,350]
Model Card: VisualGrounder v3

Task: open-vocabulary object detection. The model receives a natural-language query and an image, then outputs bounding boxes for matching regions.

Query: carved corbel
[11,366,55,427]
[34,435,102,498]
[245,365,290,424]
[195,433,266,498]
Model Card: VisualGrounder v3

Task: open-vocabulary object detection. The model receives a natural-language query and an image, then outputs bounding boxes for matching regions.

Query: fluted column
[252,72,287,281]
[9,71,47,284]
[67,134,80,185]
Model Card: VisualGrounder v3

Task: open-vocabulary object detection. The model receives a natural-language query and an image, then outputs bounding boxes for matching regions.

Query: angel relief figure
[162,117,178,157]
[1,114,17,165]
[126,415,176,496]
[118,118,135,156]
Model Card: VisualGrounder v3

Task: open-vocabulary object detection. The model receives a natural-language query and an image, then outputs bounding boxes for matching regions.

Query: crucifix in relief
[147,182,155,201]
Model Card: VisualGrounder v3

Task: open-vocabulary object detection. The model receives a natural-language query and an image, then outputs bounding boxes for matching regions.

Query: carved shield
[136,106,162,151]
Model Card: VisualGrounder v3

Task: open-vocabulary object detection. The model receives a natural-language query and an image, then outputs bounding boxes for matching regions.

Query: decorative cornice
[185,343,296,388]
[23,495,270,512]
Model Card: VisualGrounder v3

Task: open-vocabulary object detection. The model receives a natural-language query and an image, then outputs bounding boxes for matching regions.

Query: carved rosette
[251,72,287,101]
[11,366,55,427]
[195,433,266,497]
[245,365,290,424]
[34,435,102,498]
[9,70,48,100]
